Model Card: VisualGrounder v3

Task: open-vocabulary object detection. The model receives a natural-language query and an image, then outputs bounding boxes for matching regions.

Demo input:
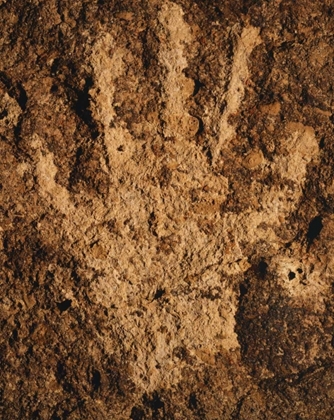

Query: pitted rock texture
[1,0,334,419]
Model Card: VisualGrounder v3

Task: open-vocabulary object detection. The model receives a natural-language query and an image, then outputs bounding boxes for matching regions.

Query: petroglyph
[2,0,333,416]
[31,2,324,394]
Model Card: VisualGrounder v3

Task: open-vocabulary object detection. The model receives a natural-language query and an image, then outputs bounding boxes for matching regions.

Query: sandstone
[1,1,334,419]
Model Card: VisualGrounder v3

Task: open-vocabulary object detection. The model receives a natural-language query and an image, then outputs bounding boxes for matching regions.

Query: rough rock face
[1,0,334,418]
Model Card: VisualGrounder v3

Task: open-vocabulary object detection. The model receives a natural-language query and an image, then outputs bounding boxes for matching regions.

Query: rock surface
[1,0,334,418]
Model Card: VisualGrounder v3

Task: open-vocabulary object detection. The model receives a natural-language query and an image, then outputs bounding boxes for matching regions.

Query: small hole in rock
[17,84,27,110]
[288,271,296,280]
[92,369,101,391]
[50,58,60,75]
[56,299,72,312]
[297,268,303,274]
[153,289,165,301]
[239,283,248,298]
[193,79,204,96]
[130,407,145,420]
[56,361,66,379]
[307,215,323,245]
[12,329,18,341]
[189,393,198,410]
[196,117,204,135]
[0,109,8,119]
[258,260,268,279]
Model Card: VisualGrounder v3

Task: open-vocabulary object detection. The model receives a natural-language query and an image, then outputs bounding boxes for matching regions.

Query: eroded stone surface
[1,0,334,419]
